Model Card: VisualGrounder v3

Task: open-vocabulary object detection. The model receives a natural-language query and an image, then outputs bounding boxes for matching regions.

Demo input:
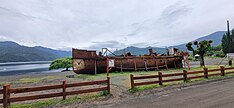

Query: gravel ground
[102,77,234,108]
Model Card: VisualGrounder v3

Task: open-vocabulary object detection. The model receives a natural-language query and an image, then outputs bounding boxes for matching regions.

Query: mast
[227,20,232,66]
[227,20,230,36]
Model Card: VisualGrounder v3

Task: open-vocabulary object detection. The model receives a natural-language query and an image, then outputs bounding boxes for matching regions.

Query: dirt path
[102,78,234,108]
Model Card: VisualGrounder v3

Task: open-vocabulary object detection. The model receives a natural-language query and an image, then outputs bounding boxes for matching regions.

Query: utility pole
[227,20,230,36]
[227,20,232,66]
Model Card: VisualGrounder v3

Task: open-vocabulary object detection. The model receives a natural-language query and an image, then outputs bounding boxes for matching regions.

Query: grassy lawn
[0,76,60,86]
[128,65,234,93]
[9,91,109,108]
[73,65,234,89]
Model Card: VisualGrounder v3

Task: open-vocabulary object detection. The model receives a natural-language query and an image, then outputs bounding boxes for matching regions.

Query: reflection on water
[0,61,61,76]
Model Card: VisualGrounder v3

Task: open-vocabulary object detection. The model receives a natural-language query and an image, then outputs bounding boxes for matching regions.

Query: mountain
[113,46,166,55]
[0,41,71,62]
[0,31,226,62]
[170,31,226,51]
[34,46,71,58]
[114,31,226,55]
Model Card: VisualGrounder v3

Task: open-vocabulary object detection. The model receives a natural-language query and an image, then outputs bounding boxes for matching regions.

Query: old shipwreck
[72,48,183,74]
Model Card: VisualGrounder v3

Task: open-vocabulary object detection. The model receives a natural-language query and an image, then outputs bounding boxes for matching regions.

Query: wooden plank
[3,84,10,108]
[162,73,183,77]
[208,69,220,72]
[134,58,137,71]
[208,73,221,77]
[134,81,160,86]
[10,92,63,102]
[183,70,188,81]
[94,60,97,74]
[62,81,66,100]
[120,60,123,72]
[158,65,167,68]
[164,59,168,70]
[204,68,208,79]
[130,74,134,89]
[116,67,158,70]
[10,84,62,93]
[115,67,141,70]
[224,67,234,70]
[174,61,177,68]
[187,70,204,75]
[158,72,163,85]
[155,59,159,70]
[0,89,3,94]
[66,87,108,96]
[162,78,184,82]
[133,75,159,80]
[66,80,107,88]
[220,66,225,76]
[226,71,234,74]
[146,67,158,69]
[187,75,204,80]
[144,60,148,71]
[107,77,110,94]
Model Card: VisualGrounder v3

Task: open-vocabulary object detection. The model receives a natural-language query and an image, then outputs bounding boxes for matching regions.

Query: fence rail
[0,77,110,108]
[130,66,234,89]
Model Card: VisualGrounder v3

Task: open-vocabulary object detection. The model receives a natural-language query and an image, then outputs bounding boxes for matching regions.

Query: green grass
[75,66,223,80]
[0,76,59,86]
[7,65,234,107]
[17,76,59,83]
[127,65,234,93]
[128,84,160,93]
[9,91,109,108]
[128,70,234,93]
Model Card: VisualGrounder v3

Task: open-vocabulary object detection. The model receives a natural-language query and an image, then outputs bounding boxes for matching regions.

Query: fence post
[62,81,66,100]
[158,72,163,85]
[130,74,134,89]
[220,66,225,76]
[183,70,188,82]
[3,84,10,108]
[107,77,110,94]
[204,67,208,79]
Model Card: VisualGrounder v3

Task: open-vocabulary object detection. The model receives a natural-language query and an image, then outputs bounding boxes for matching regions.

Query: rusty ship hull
[72,48,183,74]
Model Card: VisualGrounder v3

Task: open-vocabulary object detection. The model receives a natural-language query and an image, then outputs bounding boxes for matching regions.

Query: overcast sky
[0,0,233,51]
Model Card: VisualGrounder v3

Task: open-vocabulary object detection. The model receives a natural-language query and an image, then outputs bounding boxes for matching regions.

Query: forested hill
[0,41,71,62]
[170,31,226,51]
[113,46,166,55]
[113,31,226,55]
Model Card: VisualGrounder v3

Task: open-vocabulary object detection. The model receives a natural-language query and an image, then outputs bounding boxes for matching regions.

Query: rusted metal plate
[72,48,183,74]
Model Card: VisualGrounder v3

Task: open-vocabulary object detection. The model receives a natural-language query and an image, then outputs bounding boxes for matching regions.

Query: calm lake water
[0,61,61,76]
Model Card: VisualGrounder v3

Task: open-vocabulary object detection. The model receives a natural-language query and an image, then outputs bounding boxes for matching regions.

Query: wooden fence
[130,66,234,89]
[0,77,110,108]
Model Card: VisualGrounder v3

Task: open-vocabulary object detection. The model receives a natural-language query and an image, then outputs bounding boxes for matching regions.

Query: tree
[211,44,222,52]
[222,29,234,54]
[208,44,225,57]
[186,40,213,66]
[49,57,72,71]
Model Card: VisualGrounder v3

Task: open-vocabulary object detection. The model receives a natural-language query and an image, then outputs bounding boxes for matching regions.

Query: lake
[0,61,61,76]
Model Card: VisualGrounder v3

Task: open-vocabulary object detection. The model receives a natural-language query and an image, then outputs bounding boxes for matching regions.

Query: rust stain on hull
[72,48,183,74]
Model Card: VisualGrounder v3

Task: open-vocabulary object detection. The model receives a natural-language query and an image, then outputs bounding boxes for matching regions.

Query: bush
[49,57,72,71]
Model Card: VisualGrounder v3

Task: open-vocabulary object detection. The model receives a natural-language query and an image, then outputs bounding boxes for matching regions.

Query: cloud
[159,1,193,28]
[87,41,126,51]
[0,0,233,51]
[130,42,161,48]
